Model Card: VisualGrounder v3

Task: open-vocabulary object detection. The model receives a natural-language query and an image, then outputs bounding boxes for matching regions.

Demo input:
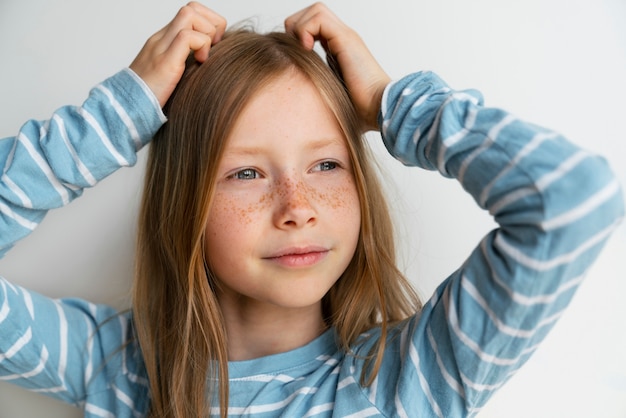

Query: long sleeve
[0,67,166,257]
[0,68,164,413]
[364,71,624,416]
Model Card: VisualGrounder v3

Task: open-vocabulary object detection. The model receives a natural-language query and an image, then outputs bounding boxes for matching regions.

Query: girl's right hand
[130,2,227,107]
[285,2,391,132]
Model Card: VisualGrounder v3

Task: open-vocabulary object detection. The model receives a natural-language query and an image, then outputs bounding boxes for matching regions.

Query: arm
[0,3,226,407]
[1,1,225,257]
[379,71,624,415]
[0,68,165,257]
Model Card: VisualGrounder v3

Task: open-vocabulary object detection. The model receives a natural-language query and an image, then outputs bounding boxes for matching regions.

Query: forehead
[223,70,347,152]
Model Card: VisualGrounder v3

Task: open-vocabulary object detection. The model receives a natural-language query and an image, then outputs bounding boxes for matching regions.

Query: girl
[1,2,623,418]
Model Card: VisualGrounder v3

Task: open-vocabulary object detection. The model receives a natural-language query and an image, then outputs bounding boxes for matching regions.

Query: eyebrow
[226,137,345,156]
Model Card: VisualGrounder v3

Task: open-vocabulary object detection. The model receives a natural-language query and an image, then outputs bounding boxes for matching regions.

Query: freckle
[236,207,252,225]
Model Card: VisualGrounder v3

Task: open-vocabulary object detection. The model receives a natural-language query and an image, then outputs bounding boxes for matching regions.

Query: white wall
[0,1,624,417]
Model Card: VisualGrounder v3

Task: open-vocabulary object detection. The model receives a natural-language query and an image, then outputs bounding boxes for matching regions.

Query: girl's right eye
[230,168,260,180]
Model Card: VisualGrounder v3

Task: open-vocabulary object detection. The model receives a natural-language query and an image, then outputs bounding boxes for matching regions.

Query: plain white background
[0,1,624,417]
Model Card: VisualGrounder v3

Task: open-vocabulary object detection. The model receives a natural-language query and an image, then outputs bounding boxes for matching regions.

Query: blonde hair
[133,29,421,418]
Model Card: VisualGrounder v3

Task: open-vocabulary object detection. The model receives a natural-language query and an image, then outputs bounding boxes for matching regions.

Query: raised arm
[379,71,623,415]
[0,3,226,409]
[0,2,225,258]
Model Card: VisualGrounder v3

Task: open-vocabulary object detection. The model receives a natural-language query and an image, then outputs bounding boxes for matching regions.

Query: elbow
[584,156,624,222]
[542,153,624,234]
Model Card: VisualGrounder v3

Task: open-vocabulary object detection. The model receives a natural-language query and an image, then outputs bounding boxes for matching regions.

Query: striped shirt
[0,69,623,417]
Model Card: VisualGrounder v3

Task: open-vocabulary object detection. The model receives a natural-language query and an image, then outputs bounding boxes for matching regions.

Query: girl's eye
[231,168,259,180]
[315,161,338,172]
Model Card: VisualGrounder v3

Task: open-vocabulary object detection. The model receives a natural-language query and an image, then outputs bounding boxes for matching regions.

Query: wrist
[365,78,390,132]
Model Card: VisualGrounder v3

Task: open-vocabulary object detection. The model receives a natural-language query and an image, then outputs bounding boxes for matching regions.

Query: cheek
[205,194,239,241]
[206,192,268,234]
[204,191,274,263]
[321,184,359,215]
[314,179,361,234]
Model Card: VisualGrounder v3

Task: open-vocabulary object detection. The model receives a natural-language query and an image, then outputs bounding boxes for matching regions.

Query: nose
[272,175,317,229]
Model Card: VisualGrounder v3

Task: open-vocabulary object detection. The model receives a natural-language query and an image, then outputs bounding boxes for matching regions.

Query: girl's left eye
[314,161,338,172]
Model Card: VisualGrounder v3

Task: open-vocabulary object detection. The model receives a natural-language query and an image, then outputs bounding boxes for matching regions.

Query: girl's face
[204,70,361,316]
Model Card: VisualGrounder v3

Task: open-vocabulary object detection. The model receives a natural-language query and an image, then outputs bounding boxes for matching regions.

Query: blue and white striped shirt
[0,69,623,417]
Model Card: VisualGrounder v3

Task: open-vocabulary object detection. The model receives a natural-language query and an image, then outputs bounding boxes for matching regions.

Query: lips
[265,246,329,267]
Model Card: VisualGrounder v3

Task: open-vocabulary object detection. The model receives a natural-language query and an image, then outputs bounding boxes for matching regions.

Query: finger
[284,6,308,35]
[157,3,225,51]
[186,1,227,44]
[284,5,321,49]
[164,29,213,67]
[285,3,345,53]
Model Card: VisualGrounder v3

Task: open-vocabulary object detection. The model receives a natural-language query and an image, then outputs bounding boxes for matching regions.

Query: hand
[130,2,226,107]
[285,2,390,132]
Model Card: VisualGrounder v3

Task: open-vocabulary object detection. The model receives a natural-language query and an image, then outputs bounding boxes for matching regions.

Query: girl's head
[134,29,419,418]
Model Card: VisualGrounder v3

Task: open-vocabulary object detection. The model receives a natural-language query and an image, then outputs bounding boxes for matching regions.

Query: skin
[204,70,361,361]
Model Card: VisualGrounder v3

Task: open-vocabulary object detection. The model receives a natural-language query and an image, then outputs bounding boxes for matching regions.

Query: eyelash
[228,160,339,181]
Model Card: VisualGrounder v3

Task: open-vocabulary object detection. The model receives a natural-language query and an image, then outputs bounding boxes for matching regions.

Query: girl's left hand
[285,2,391,132]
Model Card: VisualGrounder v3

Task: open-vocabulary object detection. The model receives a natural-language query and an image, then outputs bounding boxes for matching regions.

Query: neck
[218,293,328,361]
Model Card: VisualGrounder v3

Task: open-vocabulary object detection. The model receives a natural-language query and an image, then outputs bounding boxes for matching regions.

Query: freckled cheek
[315,181,361,225]
[205,191,271,237]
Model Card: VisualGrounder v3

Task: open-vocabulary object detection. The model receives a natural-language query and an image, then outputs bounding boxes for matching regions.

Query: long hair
[133,29,421,418]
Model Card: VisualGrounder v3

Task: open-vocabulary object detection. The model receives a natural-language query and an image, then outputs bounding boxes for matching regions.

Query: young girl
[1,2,623,418]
